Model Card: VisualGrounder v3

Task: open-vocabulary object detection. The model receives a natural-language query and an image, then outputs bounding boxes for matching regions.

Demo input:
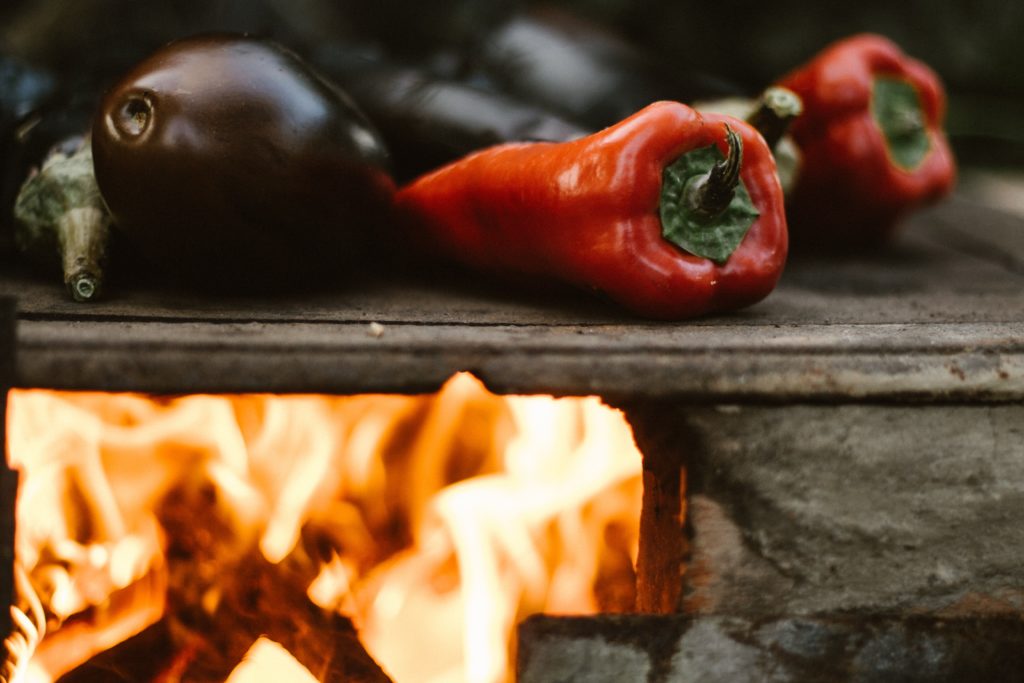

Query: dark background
[1,0,1021,165]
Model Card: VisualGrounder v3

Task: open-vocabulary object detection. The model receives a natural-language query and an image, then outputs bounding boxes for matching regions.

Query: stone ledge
[518,614,1024,683]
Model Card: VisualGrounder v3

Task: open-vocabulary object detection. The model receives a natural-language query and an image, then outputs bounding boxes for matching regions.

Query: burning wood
[624,405,688,614]
[3,566,45,683]
[151,476,391,682]
[225,638,321,683]
[5,375,646,683]
[1,460,17,680]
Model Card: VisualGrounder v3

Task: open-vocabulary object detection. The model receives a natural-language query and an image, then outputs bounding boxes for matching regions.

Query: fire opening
[2,373,645,683]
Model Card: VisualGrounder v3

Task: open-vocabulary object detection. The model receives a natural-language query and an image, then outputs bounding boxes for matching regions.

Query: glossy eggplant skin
[92,34,394,291]
[320,49,591,182]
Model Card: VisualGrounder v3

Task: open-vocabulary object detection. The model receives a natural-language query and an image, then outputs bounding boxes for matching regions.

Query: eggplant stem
[71,275,98,302]
[59,206,109,302]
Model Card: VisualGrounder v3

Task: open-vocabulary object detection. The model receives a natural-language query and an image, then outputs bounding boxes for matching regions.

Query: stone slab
[517,614,1024,683]
[673,403,1024,617]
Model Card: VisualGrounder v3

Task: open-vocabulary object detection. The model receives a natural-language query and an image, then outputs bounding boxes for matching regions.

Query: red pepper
[779,34,956,247]
[395,102,787,320]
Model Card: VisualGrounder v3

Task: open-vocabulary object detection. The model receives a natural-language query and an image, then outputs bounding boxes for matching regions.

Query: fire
[3,373,643,682]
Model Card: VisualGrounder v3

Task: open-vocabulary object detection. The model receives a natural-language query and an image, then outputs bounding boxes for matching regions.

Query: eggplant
[317,47,591,182]
[91,34,395,292]
[2,56,115,301]
[0,55,59,258]
[14,138,112,301]
[0,55,56,129]
[335,0,519,57]
[2,0,513,90]
[1,0,360,92]
[472,5,741,130]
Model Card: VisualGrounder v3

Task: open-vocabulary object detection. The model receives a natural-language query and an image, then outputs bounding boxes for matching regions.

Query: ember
[3,373,642,682]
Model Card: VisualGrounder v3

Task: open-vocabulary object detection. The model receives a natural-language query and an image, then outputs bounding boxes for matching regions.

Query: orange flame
[4,373,642,682]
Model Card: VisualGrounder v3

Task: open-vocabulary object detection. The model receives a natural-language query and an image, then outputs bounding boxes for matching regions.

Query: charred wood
[621,403,688,614]
[155,477,392,683]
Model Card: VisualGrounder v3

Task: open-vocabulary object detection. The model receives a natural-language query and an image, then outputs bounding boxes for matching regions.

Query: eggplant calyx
[14,140,112,302]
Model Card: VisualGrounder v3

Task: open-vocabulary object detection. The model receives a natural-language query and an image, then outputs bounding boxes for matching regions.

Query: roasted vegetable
[0,55,58,257]
[92,34,395,291]
[319,48,590,182]
[396,102,787,320]
[14,138,111,301]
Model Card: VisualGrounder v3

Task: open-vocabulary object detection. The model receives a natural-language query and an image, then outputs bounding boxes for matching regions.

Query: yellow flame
[225,638,319,683]
[5,374,642,682]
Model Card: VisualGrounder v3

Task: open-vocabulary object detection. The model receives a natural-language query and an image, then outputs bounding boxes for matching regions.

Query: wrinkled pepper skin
[779,34,955,247]
[396,102,787,320]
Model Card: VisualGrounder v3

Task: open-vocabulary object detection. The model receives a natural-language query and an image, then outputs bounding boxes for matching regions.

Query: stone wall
[678,404,1024,617]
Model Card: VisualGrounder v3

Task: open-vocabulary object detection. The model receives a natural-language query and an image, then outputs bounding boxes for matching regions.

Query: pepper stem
[889,108,924,137]
[683,124,743,220]
[746,87,802,149]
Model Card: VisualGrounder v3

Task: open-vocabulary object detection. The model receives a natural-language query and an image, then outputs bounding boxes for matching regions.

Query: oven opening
[3,372,649,683]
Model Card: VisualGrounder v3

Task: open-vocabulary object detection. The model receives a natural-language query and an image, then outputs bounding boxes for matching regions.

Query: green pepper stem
[746,87,803,149]
[684,124,743,219]
[889,108,924,137]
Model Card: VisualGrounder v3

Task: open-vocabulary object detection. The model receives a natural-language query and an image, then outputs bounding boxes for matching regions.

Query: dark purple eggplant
[0,55,56,126]
[0,55,59,258]
[2,0,514,94]
[14,138,112,302]
[336,0,519,57]
[92,34,395,292]
[317,47,590,182]
[473,5,741,130]
[1,56,117,301]
[1,0,361,95]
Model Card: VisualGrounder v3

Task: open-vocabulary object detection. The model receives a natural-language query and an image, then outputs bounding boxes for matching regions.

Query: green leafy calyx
[872,77,931,171]
[660,135,760,265]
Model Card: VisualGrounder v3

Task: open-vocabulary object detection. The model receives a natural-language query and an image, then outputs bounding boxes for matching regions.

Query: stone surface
[518,614,1024,683]
[518,631,653,683]
[676,404,1024,617]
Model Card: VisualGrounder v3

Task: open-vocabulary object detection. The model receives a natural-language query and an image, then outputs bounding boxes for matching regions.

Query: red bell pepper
[779,34,956,247]
[394,102,787,320]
